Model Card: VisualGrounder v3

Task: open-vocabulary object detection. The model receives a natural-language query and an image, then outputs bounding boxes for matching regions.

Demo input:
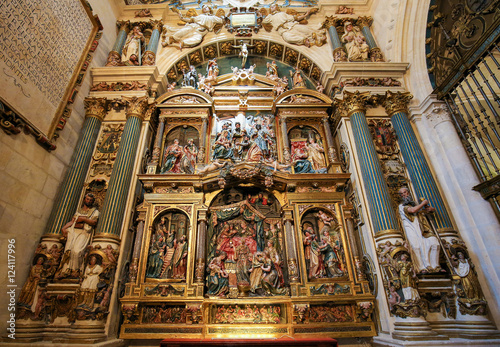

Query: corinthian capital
[336,91,371,116]
[356,16,373,28]
[149,19,163,32]
[322,16,339,29]
[383,91,413,117]
[123,96,149,120]
[84,97,107,121]
[117,20,130,32]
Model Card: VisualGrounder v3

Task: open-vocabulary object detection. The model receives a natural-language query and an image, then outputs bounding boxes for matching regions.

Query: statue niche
[206,188,288,298]
[146,210,189,281]
[300,208,347,281]
[161,126,199,174]
[289,126,328,174]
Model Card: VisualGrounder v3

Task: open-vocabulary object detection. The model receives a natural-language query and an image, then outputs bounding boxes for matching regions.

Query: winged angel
[162,5,225,50]
[260,4,326,47]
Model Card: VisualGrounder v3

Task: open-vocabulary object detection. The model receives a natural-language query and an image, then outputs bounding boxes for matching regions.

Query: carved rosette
[123,96,149,120]
[383,91,413,117]
[84,97,107,121]
[340,91,371,117]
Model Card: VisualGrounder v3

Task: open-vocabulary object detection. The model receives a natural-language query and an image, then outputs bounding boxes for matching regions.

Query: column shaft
[391,110,453,230]
[45,100,106,235]
[280,116,291,163]
[143,20,162,66]
[198,116,208,163]
[350,110,400,233]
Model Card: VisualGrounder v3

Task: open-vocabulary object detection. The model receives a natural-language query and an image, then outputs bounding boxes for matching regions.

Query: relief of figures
[55,193,100,280]
[206,188,288,297]
[377,242,425,317]
[162,6,224,50]
[301,209,346,280]
[160,126,199,174]
[142,305,187,324]
[289,126,328,174]
[213,304,283,324]
[210,113,276,163]
[341,21,370,61]
[308,304,354,323]
[261,5,326,47]
[17,255,47,314]
[146,211,189,280]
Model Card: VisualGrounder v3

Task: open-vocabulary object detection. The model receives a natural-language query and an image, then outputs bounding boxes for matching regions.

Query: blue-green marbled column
[344,91,400,234]
[143,20,163,66]
[44,98,107,236]
[323,16,347,62]
[106,21,130,66]
[357,17,384,62]
[384,92,453,231]
[95,96,149,236]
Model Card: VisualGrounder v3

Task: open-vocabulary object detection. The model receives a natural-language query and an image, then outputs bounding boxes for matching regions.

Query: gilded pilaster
[95,96,149,237]
[384,91,453,231]
[148,113,167,173]
[195,208,208,283]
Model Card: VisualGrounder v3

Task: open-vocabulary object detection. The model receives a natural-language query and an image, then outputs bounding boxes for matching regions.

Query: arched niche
[206,187,289,298]
[160,125,200,174]
[298,207,348,282]
[288,125,328,174]
[145,209,190,282]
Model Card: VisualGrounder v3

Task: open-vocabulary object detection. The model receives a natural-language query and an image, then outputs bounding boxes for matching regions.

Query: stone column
[44,98,107,239]
[283,208,299,284]
[322,116,337,163]
[106,21,130,66]
[94,96,149,237]
[343,91,400,235]
[195,208,208,284]
[357,16,384,62]
[142,20,163,66]
[147,113,167,174]
[198,115,208,163]
[323,16,347,62]
[279,114,291,164]
[384,91,453,233]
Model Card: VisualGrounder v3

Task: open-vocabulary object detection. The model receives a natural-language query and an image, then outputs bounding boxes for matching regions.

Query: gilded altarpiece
[120,84,375,339]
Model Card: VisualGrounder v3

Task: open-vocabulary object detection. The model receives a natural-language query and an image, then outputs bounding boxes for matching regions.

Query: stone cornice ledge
[323,62,409,94]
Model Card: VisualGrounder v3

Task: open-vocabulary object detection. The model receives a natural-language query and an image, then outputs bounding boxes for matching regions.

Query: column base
[392,317,448,341]
[374,333,500,346]
[429,319,500,339]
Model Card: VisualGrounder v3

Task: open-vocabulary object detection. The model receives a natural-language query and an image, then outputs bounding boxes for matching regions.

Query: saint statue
[122,26,145,65]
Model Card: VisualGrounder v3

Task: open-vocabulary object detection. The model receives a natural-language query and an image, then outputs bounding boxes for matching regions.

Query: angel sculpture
[260,4,326,47]
[162,5,225,50]
[231,40,255,68]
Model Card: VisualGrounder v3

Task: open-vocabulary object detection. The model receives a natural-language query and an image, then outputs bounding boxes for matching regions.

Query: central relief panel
[207,188,288,298]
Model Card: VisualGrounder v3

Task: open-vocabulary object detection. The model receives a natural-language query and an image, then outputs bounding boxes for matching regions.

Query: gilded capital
[149,19,163,32]
[322,16,339,29]
[356,16,373,28]
[117,20,130,33]
[383,91,413,117]
[123,96,149,120]
[337,91,370,117]
[84,97,107,121]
